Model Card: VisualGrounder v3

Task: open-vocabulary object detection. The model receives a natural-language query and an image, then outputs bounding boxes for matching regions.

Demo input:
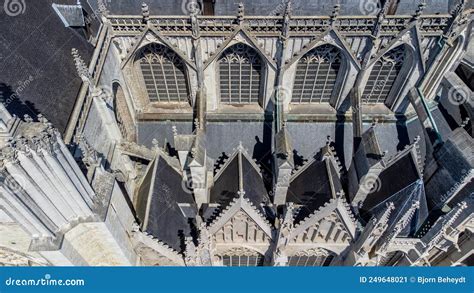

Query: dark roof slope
[361,152,421,215]
[208,149,272,223]
[137,156,195,252]
[287,159,335,223]
[88,0,188,15]
[0,0,93,133]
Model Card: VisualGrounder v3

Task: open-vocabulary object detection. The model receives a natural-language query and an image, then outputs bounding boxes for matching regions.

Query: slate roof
[0,0,94,133]
[372,179,428,238]
[360,151,422,217]
[136,154,196,252]
[88,0,188,16]
[52,3,85,27]
[207,146,273,223]
[87,0,446,16]
[287,158,341,224]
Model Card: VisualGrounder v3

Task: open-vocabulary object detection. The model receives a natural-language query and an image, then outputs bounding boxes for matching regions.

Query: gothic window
[292,44,342,103]
[363,45,405,104]
[139,44,189,102]
[288,250,334,266]
[221,254,264,267]
[113,83,136,142]
[218,44,263,104]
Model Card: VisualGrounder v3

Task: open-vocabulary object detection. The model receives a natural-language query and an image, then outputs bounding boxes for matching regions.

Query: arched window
[292,44,342,104]
[221,254,264,267]
[218,44,263,104]
[113,83,136,141]
[138,44,189,102]
[218,247,264,266]
[288,249,334,266]
[363,45,405,104]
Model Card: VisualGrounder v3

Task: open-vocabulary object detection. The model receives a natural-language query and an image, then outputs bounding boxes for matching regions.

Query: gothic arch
[216,246,265,267]
[291,44,346,104]
[112,82,136,142]
[216,43,265,106]
[362,44,415,106]
[287,248,335,266]
[134,43,191,104]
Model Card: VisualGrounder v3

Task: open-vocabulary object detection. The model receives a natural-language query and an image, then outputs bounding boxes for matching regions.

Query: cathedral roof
[360,150,422,216]
[0,0,94,133]
[135,152,196,252]
[287,156,342,224]
[207,143,273,223]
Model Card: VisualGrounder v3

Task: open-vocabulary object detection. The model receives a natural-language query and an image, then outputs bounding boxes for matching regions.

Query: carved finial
[237,2,245,25]
[23,114,33,123]
[237,141,244,151]
[326,135,332,145]
[414,1,426,20]
[461,117,470,128]
[142,3,150,23]
[172,125,178,136]
[336,190,345,197]
[151,138,159,149]
[194,118,200,130]
[191,147,197,158]
[237,189,245,198]
[37,114,48,124]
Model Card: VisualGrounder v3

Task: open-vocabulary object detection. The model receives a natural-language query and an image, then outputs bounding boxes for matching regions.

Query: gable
[213,209,271,244]
[289,210,352,244]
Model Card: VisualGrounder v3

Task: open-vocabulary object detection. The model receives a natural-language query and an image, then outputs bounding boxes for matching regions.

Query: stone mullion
[376,62,397,103]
